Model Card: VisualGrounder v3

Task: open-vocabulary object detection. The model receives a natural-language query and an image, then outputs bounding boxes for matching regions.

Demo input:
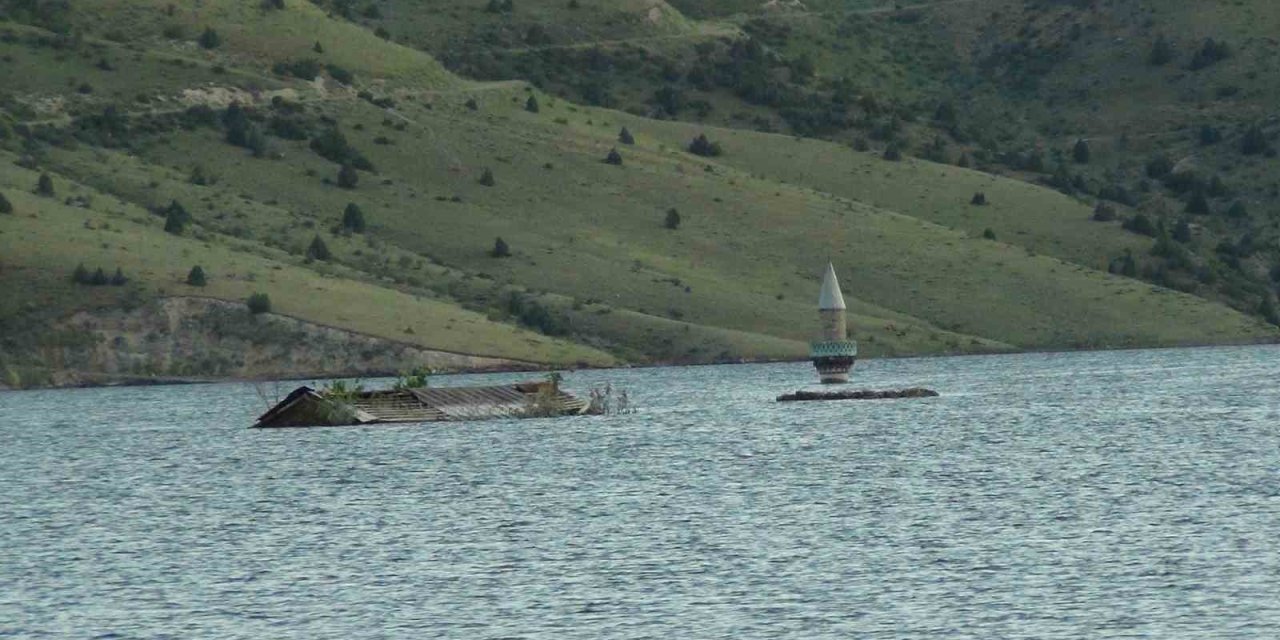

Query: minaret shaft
[811,263,857,384]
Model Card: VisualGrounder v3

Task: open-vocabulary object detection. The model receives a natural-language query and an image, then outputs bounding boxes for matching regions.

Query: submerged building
[810,263,858,383]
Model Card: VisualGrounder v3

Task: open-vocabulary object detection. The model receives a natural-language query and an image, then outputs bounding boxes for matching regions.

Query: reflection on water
[3,345,1280,638]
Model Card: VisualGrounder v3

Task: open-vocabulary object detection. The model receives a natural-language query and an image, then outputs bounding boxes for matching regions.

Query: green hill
[1,0,1275,386]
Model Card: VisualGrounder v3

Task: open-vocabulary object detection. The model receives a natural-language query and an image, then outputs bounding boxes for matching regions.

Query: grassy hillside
[1,0,1276,385]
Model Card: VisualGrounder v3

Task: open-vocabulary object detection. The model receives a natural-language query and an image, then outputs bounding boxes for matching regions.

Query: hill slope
[1,0,1275,386]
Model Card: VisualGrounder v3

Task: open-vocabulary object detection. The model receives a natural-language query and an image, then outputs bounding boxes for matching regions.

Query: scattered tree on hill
[1188,38,1231,71]
[1241,125,1270,156]
[1119,250,1138,277]
[970,192,987,206]
[1122,213,1156,237]
[1199,125,1222,146]
[306,235,332,261]
[1072,139,1091,164]
[956,153,971,168]
[465,98,479,111]
[604,148,623,165]
[882,144,902,162]
[90,267,108,286]
[35,174,54,197]
[1148,35,1173,66]
[198,27,221,49]
[247,293,272,315]
[478,168,496,187]
[374,26,390,40]
[163,200,190,235]
[313,41,324,53]
[110,268,128,286]
[1092,202,1117,222]
[341,203,366,233]
[1260,296,1280,327]
[246,124,268,158]
[1145,154,1173,178]
[72,264,90,284]
[982,228,996,240]
[1186,190,1211,215]
[326,64,354,85]
[618,127,635,145]
[688,134,722,157]
[1173,219,1192,243]
[337,163,359,189]
[1226,200,1248,219]
[664,208,681,230]
[491,236,511,258]
[525,95,540,113]
[1206,175,1229,198]
[0,192,12,214]
[186,265,207,287]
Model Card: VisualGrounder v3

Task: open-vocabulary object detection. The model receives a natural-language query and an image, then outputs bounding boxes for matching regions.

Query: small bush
[618,127,635,145]
[163,200,190,235]
[970,192,987,206]
[688,134,722,157]
[1185,190,1211,215]
[110,268,128,286]
[198,27,221,49]
[491,236,511,258]
[1122,213,1157,237]
[1092,202,1117,222]
[1148,35,1173,66]
[89,267,108,286]
[882,144,902,162]
[341,203,366,233]
[664,208,681,230]
[186,265,207,286]
[479,168,496,187]
[0,192,12,214]
[306,235,332,261]
[1241,125,1270,156]
[247,293,272,315]
[337,163,359,189]
[72,264,90,284]
[604,148,623,165]
[525,95,539,113]
[1072,139,1090,164]
[35,173,55,197]
[465,98,479,111]
[982,228,996,240]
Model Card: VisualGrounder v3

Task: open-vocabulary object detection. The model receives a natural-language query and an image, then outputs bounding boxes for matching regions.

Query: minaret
[810,263,858,383]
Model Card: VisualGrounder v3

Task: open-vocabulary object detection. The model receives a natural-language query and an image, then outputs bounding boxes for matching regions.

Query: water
[3,346,1280,639]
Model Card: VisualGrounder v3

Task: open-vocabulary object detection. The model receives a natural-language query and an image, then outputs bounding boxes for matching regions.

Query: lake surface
[3,346,1280,638]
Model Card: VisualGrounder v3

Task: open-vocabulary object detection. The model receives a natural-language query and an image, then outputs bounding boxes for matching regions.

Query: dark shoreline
[4,338,1278,392]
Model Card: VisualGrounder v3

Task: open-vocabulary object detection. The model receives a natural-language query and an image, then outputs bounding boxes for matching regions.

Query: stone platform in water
[776,388,939,402]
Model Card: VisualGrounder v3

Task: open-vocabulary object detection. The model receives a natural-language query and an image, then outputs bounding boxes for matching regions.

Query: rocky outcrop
[28,297,534,387]
[776,387,939,402]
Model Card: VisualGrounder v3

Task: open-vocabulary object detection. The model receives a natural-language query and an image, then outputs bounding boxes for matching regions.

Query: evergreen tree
[525,95,540,113]
[0,191,12,214]
[1173,219,1192,243]
[1148,35,1173,66]
[664,208,681,230]
[1186,190,1211,215]
[465,98,479,111]
[1241,125,1269,156]
[1121,251,1137,277]
[1260,296,1280,327]
[337,163,359,189]
[882,144,902,162]
[491,236,511,258]
[1199,124,1221,146]
[198,27,221,49]
[306,235,332,261]
[72,263,90,284]
[1226,200,1248,219]
[982,228,997,240]
[688,133,722,157]
[313,41,324,53]
[163,200,189,235]
[604,148,623,165]
[1072,138,1091,164]
[186,265,207,287]
[246,124,268,158]
[478,168,496,187]
[1092,202,1117,222]
[110,267,128,286]
[1122,214,1156,237]
[341,203,366,233]
[618,127,635,145]
[247,293,272,314]
[970,192,987,206]
[90,267,108,286]
[36,173,54,197]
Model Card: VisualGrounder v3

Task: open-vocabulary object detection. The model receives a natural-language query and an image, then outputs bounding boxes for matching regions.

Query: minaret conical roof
[818,262,846,310]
